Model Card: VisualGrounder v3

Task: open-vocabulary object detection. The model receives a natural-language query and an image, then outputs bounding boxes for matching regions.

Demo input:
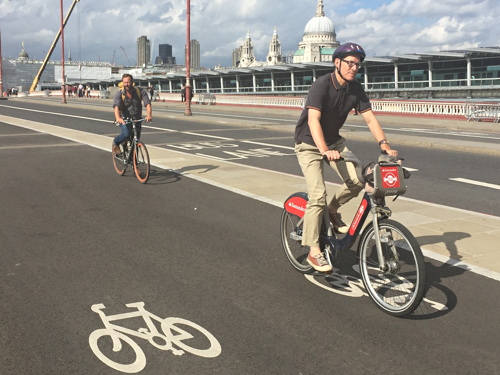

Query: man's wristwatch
[378,139,389,146]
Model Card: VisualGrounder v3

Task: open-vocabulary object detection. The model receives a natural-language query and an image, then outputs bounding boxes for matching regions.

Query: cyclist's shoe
[112,143,122,156]
[330,212,349,234]
[307,253,332,273]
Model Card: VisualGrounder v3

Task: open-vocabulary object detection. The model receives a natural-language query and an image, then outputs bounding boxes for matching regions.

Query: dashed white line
[449,178,500,190]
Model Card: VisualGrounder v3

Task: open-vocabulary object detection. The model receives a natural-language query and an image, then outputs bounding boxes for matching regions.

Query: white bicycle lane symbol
[89,302,222,373]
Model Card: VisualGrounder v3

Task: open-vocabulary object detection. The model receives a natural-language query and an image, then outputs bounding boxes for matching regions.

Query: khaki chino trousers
[295,138,364,248]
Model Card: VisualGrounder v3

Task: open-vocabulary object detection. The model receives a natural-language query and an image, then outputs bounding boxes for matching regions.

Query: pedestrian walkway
[2,109,500,282]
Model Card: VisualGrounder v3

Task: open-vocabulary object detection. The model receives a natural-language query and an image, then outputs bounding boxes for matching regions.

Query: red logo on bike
[349,199,368,236]
[285,196,307,218]
[381,167,400,188]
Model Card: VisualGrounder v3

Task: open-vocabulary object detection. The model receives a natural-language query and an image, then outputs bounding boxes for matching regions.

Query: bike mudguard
[283,192,308,218]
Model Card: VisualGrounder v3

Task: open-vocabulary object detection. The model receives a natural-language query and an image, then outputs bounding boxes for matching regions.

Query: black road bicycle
[280,152,426,316]
[112,118,151,184]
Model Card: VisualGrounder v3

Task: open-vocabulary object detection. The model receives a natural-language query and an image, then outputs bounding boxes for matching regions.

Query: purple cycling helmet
[332,43,366,62]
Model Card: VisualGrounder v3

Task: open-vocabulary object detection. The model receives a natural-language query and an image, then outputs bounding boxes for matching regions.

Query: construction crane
[29,0,81,92]
[120,46,132,66]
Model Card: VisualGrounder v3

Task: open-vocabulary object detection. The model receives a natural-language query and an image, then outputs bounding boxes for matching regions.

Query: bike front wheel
[133,141,150,183]
[358,219,426,317]
[280,209,313,274]
[112,143,127,176]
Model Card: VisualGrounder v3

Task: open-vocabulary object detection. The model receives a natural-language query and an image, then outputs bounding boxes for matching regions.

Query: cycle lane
[1,113,500,282]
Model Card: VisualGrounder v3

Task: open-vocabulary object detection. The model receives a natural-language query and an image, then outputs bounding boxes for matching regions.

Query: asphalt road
[0,99,499,374]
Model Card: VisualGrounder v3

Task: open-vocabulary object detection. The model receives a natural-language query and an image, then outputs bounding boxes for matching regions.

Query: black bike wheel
[133,141,150,184]
[280,209,313,274]
[112,143,127,176]
[358,219,426,317]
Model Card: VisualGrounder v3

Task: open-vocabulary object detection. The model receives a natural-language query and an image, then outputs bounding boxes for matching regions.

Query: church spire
[316,0,325,17]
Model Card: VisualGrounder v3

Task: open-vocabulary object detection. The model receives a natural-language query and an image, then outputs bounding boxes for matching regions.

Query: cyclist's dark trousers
[114,121,142,145]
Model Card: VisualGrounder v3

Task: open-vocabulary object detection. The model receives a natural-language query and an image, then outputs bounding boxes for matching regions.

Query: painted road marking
[449,178,500,190]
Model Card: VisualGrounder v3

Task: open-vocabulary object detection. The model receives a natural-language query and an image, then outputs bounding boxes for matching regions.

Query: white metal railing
[213,95,305,108]
[157,92,306,108]
[371,100,466,116]
[464,102,500,122]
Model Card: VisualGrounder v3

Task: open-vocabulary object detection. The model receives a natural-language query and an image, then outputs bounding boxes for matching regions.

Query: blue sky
[1,0,499,68]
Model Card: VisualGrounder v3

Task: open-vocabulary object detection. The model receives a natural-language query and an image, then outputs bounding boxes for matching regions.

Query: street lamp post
[0,29,3,96]
[60,0,67,103]
[184,0,192,116]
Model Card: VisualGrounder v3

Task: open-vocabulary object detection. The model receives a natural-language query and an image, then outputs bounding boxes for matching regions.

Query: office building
[185,39,200,69]
[156,43,176,65]
[137,36,151,67]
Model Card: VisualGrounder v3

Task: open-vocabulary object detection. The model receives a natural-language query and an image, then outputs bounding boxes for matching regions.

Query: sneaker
[112,143,122,156]
[330,212,348,234]
[307,253,332,273]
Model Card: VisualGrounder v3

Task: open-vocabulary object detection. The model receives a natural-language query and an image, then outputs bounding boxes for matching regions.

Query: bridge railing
[370,100,466,117]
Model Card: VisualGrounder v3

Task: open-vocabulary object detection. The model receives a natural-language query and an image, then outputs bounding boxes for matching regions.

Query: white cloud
[1,0,499,67]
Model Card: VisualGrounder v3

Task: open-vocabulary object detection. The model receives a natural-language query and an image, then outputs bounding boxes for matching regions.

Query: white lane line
[0,104,111,123]
[242,140,294,149]
[145,125,177,132]
[450,178,500,190]
[180,131,234,140]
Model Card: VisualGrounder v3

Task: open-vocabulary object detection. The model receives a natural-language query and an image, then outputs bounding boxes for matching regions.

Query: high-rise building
[232,48,241,68]
[185,39,200,69]
[156,43,176,65]
[159,44,172,60]
[137,36,151,67]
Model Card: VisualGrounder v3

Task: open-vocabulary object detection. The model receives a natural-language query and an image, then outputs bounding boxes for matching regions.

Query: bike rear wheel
[133,141,150,183]
[112,143,127,176]
[358,219,426,316]
[280,209,313,273]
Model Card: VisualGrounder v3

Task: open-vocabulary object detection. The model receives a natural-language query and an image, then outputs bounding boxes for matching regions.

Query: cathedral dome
[18,42,29,61]
[304,16,334,34]
[303,0,334,35]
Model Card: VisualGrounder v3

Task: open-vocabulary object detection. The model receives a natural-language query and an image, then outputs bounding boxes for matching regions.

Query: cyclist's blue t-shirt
[294,72,371,146]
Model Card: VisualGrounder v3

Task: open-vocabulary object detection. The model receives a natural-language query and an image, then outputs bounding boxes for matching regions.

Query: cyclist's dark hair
[122,73,134,81]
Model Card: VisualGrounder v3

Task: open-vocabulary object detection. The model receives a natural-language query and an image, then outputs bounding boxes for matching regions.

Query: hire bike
[280,151,426,316]
[112,118,151,183]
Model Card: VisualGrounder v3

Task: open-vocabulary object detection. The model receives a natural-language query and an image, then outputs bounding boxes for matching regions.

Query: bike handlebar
[114,118,150,125]
[323,151,405,186]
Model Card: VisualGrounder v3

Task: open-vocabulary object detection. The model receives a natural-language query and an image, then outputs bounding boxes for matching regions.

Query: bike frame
[284,191,390,271]
[118,119,143,165]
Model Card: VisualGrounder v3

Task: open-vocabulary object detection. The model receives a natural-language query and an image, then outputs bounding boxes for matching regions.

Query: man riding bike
[112,74,152,155]
[294,43,398,273]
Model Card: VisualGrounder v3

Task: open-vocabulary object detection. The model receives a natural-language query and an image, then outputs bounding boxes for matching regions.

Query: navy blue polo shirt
[294,72,371,146]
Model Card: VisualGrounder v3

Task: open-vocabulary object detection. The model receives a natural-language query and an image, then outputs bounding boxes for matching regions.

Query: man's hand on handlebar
[385,149,398,158]
[322,149,342,162]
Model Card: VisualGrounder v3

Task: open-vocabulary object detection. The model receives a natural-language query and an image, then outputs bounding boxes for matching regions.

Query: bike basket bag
[365,162,407,197]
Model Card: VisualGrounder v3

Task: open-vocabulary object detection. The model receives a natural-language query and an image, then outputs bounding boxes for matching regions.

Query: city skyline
[1,0,499,69]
